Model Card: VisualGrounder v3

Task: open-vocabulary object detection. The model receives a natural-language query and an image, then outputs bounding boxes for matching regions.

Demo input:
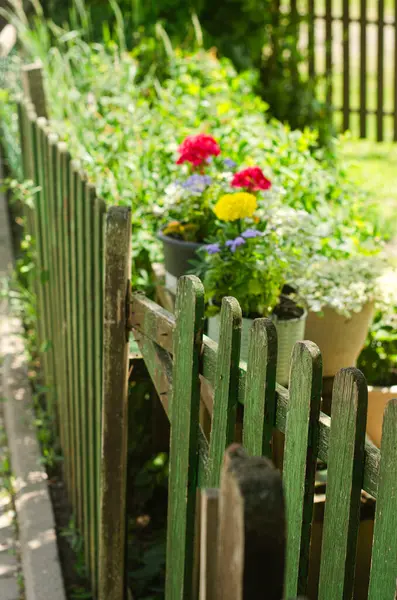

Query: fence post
[216,445,285,600]
[99,206,132,600]
[21,61,48,119]
[199,489,219,600]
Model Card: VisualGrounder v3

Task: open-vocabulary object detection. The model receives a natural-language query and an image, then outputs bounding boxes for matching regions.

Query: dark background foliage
[34,0,332,142]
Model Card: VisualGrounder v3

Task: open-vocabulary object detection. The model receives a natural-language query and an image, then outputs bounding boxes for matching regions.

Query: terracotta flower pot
[304,303,375,377]
[367,386,397,448]
[158,231,202,295]
[207,310,307,387]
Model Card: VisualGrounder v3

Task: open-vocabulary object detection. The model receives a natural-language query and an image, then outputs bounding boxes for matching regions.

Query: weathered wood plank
[131,295,380,497]
[283,341,322,598]
[40,124,57,409]
[132,330,211,486]
[129,293,174,354]
[367,399,397,600]
[46,131,62,435]
[133,333,172,414]
[99,206,132,600]
[199,489,219,600]
[243,318,277,458]
[70,160,83,523]
[56,142,72,493]
[318,368,368,600]
[75,168,91,571]
[34,118,52,398]
[25,108,48,371]
[63,150,77,509]
[207,297,241,487]
[217,445,285,600]
[21,61,48,119]
[165,275,205,600]
[94,195,106,585]
[84,181,98,591]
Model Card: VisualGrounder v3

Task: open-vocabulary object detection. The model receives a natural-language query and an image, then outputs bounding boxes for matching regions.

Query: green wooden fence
[112,278,397,600]
[17,64,108,595]
[14,63,397,600]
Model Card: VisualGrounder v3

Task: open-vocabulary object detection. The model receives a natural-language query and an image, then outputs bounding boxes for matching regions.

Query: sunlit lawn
[340,138,397,239]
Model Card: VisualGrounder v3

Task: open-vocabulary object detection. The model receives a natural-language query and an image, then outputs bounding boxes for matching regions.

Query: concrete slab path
[0,153,66,599]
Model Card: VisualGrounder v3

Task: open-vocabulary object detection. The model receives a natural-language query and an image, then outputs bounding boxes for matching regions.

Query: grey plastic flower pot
[157,231,202,295]
[207,310,307,387]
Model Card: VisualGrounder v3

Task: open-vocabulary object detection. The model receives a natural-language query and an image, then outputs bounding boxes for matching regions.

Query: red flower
[176,134,221,166]
[231,167,272,191]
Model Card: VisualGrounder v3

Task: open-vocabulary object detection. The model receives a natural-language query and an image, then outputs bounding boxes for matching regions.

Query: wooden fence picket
[165,275,205,600]
[207,297,242,487]
[21,61,48,119]
[55,141,72,494]
[368,399,397,599]
[84,180,98,586]
[242,318,277,458]
[70,159,83,522]
[283,341,322,598]
[318,368,368,600]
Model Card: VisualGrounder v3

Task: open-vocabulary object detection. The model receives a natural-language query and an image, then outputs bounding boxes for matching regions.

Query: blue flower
[206,243,221,255]
[182,174,212,194]
[241,228,262,239]
[225,236,245,253]
[223,158,237,170]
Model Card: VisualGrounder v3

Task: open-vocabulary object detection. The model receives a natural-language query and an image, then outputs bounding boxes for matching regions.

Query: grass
[340,137,397,239]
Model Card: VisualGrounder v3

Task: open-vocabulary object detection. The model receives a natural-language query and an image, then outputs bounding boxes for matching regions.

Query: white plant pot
[304,303,375,377]
[207,310,307,387]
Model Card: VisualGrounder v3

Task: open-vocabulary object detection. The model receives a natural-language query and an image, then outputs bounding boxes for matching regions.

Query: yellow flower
[214,193,257,222]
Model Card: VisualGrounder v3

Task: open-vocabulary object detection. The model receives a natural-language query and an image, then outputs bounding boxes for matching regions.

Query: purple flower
[241,228,261,239]
[225,236,245,253]
[223,158,237,170]
[206,243,221,255]
[182,174,212,194]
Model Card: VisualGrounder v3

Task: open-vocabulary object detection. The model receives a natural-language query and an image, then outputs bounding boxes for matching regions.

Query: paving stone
[0,576,19,600]
[0,551,18,578]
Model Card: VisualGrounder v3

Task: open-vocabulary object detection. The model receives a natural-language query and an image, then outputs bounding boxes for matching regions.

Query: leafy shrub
[0,10,385,303]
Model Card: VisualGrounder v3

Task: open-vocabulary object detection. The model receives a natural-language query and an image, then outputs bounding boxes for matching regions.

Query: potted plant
[157,132,277,295]
[157,133,226,294]
[358,276,397,447]
[198,195,306,386]
[292,255,386,377]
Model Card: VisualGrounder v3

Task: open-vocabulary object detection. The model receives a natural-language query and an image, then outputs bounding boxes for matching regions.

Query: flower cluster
[292,255,387,317]
[181,174,212,195]
[200,223,289,318]
[213,192,257,222]
[231,167,272,192]
[160,133,273,242]
[205,229,262,255]
[176,134,220,166]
